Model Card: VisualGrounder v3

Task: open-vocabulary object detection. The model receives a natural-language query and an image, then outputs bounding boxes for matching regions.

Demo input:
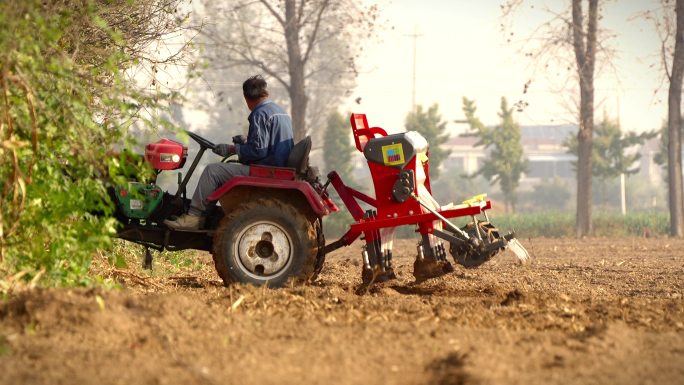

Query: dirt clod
[427,352,477,385]
[500,289,523,306]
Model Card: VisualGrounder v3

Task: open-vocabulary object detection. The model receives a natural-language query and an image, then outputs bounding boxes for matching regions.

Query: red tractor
[114,113,528,287]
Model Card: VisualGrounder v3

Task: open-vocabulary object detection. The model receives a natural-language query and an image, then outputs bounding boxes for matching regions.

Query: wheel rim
[233,220,293,280]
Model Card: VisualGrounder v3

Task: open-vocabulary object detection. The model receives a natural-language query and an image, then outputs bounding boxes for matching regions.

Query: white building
[443,124,664,188]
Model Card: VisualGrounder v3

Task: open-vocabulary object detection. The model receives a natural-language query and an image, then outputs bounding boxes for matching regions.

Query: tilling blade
[507,238,530,263]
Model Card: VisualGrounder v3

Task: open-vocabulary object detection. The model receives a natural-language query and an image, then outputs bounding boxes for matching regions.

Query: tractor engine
[144,138,188,170]
[114,139,188,221]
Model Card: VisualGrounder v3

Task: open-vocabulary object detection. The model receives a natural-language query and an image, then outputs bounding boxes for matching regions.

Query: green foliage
[321,110,358,239]
[0,1,183,286]
[489,211,669,238]
[323,110,354,179]
[566,115,656,179]
[490,211,576,238]
[405,104,451,179]
[653,120,673,184]
[89,240,205,287]
[565,115,656,205]
[462,97,527,213]
[161,249,204,272]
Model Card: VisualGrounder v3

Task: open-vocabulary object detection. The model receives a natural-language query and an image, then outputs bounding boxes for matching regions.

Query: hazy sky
[346,0,667,136]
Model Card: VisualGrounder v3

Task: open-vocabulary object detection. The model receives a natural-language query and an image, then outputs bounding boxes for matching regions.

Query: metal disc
[234,221,293,279]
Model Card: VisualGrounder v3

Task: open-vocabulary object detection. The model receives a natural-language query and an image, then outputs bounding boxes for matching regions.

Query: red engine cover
[145,138,187,170]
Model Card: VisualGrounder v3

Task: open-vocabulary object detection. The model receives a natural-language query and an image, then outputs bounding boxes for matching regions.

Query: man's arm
[235,113,270,164]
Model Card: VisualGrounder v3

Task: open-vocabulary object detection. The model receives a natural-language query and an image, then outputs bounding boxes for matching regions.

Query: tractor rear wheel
[212,198,319,287]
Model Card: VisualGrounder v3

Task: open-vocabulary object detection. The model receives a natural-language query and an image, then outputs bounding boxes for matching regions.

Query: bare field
[1,237,683,385]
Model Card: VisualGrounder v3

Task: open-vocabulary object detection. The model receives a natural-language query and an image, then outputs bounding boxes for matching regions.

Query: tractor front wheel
[212,198,319,287]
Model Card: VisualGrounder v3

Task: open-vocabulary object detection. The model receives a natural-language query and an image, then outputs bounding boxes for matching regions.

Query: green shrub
[0,1,184,286]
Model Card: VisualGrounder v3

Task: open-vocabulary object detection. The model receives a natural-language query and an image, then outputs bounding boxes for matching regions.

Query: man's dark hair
[243,75,269,100]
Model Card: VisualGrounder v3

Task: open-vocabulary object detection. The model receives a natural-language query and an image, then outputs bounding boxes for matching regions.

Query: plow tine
[507,238,531,263]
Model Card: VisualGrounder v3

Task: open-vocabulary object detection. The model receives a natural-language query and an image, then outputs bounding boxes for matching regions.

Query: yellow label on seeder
[381,143,405,166]
[462,194,487,206]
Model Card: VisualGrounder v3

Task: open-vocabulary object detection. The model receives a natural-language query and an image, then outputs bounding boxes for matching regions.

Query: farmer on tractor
[115,81,528,286]
[164,75,294,230]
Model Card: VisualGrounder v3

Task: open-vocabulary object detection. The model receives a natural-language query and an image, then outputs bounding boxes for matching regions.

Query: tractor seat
[286,136,312,175]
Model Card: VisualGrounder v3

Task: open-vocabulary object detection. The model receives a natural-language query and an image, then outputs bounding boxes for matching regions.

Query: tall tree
[668,0,684,236]
[201,0,377,141]
[405,104,451,180]
[566,115,656,205]
[323,110,354,181]
[462,97,527,213]
[640,0,684,235]
[571,0,599,236]
[502,0,603,236]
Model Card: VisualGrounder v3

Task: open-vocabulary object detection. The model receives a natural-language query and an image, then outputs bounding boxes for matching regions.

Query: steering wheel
[186,130,216,150]
[186,130,240,163]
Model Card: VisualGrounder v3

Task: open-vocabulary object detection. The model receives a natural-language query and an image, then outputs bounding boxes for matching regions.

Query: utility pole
[617,95,627,215]
[406,25,422,112]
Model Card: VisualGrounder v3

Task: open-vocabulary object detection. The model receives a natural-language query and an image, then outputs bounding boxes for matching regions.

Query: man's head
[243,75,269,110]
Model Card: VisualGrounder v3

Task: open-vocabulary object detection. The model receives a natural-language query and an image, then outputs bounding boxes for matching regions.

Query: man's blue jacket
[235,100,294,167]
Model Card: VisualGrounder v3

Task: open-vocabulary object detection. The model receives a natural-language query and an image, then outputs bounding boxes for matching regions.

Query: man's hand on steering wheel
[232,135,247,145]
[212,143,236,157]
[185,130,240,162]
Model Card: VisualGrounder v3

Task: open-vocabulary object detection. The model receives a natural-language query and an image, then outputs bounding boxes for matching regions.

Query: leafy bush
[0,0,187,285]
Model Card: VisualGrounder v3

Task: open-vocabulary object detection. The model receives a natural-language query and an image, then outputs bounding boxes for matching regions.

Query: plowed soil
[1,237,683,385]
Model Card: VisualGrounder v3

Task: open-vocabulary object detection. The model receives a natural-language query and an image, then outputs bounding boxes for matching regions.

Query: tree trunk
[572,0,598,237]
[284,0,307,141]
[668,0,684,237]
[576,127,593,236]
[289,82,307,141]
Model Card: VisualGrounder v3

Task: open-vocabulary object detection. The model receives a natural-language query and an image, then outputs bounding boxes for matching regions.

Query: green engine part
[115,182,163,219]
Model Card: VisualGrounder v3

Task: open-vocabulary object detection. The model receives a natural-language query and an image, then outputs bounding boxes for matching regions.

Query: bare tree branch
[258,0,286,27]
[572,0,587,70]
[197,0,377,140]
[302,0,329,65]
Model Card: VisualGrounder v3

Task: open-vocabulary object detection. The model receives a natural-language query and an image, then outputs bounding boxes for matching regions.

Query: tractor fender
[207,176,330,217]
